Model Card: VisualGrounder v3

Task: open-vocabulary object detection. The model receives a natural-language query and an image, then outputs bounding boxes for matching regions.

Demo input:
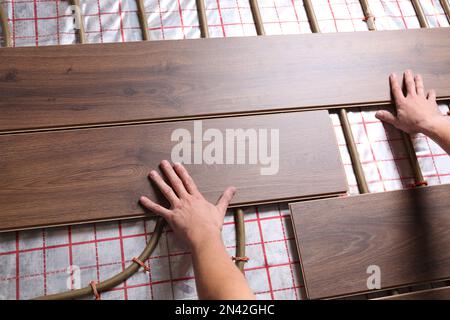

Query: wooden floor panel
[290,184,450,299]
[376,286,450,300]
[1,28,450,132]
[0,111,347,232]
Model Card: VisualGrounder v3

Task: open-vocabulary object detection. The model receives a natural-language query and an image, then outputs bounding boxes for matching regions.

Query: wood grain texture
[0,111,347,232]
[376,286,450,300]
[1,28,450,132]
[290,184,450,299]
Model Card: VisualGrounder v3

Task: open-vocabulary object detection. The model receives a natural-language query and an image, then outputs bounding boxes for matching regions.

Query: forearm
[423,117,450,156]
[190,234,255,300]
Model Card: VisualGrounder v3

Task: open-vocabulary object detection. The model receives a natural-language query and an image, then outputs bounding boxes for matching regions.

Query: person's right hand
[375,70,445,136]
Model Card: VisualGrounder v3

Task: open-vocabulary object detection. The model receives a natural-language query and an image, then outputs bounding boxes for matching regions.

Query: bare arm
[139,160,255,300]
[375,70,450,155]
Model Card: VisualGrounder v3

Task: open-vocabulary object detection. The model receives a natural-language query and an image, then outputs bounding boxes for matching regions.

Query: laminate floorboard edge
[375,286,450,300]
[0,111,347,232]
[290,184,450,299]
[1,28,449,132]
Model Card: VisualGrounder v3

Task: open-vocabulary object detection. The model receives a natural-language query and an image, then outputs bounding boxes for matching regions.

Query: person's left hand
[140,160,236,249]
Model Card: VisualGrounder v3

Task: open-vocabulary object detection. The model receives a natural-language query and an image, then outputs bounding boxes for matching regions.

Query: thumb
[375,110,398,127]
[216,186,236,215]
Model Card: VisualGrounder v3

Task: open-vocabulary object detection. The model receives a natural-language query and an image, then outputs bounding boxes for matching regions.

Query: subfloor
[0,0,449,300]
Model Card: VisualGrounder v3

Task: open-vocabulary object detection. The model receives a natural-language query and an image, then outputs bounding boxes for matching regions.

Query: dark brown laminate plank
[290,184,450,299]
[1,28,450,132]
[0,111,347,232]
[376,286,450,300]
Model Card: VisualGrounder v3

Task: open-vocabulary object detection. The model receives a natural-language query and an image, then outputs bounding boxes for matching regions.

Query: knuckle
[186,180,196,189]
[181,173,191,182]
[172,201,182,209]
[192,192,202,200]
[175,181,184,189]
[162,186,173,195]
[187,194,197,202]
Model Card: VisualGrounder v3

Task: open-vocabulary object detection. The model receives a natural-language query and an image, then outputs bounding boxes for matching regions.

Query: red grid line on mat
[361,110,387,192]
[31,0,38,44]
[118,0,126,42]
[233,0,245,35]
[96,0,104,43]
[142,217,154,299]
[117,222,128,300]
[254,206,275,300]
[42,230,47,295]
[212,0,226,36]
[54,0,59,44]
[277,204,299,300]
[93,224,101,289]
[15,232,20,300]
[0,0,449,301]
[165,225,176,299]
[67,226,74,290]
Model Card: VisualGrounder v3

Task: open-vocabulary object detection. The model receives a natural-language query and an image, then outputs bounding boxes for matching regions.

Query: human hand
[140,160,236,249]
[375,70,445,136]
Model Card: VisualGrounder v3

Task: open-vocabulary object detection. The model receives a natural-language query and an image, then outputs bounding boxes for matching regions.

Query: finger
[404,70,416,96]
[389,73,404,104]
[427,89,436,102]
[160,160,189,198]
[216,186,236,215]
[149,170,180,206]
[415,74,425,96]
[140,196,172,220]
[375,110,399,127]
[173,163,201,196]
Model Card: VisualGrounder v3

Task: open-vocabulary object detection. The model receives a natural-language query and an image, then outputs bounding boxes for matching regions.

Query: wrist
[188,229,223,253]
[422,116,449,139]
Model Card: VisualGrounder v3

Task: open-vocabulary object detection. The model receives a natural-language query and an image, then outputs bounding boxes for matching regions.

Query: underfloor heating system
[0,0,449,300]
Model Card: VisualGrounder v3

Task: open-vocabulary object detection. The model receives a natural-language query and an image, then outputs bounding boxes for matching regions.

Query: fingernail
[149,170,157,177]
